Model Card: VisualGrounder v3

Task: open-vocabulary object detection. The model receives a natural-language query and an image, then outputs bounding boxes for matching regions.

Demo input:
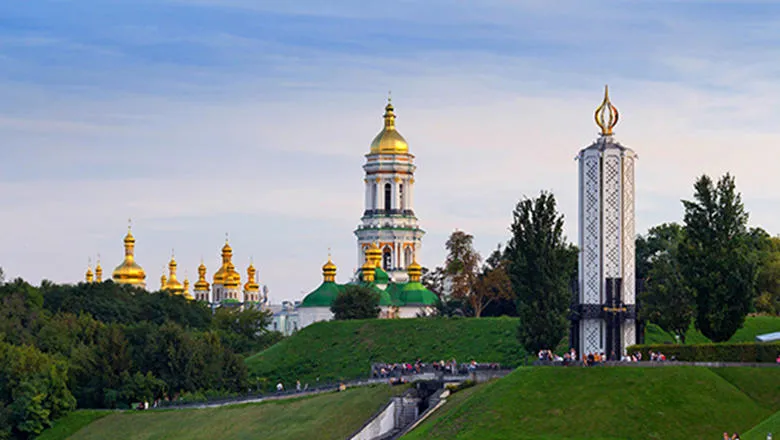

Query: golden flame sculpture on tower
[594,85,619,136]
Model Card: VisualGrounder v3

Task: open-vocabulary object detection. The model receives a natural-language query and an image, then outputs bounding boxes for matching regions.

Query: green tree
[505,191,577,353]
[331,285,380,320]
[443,230,482,316]
[472,257,513,318]
[636,223,694,342]
[212,307,280,355]
[746,229,780,315]
[679,173,758,342]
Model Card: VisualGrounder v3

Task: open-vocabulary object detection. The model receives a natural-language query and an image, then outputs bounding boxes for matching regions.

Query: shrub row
[627,342,780,363]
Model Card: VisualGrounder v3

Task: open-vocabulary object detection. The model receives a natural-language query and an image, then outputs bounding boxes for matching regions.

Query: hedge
[626,342,780,363]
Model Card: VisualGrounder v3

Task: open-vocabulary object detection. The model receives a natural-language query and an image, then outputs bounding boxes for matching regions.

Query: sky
[3,0,780,302]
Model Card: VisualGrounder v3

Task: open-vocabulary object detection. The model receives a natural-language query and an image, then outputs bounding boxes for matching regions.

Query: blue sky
[3,0,780,301]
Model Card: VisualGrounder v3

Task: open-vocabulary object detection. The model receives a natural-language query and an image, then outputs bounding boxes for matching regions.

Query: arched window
[383,248,392,270]
[384,183,392,211]
[399,184,404,210]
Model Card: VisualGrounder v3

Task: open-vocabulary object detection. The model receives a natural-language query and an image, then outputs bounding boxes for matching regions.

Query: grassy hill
[644,315,780,345]
[41,384,407,440]
[245,317,524,388]
[744,409,780,440]
[404,366,780,440]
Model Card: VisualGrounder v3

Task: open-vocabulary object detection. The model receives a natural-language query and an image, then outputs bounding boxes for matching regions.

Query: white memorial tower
[573,86,638,359]
[354,97,425,282]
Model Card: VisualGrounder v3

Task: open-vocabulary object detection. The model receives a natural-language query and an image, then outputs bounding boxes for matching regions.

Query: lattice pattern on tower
[623,319,636,349]
[602,155,622,278]
[622,156,636,304]
[583,156,601,304]
[583,319,602,354]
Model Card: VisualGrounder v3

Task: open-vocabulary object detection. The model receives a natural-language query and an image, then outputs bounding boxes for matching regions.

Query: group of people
[536,348,675,366]
[372,359,502,378]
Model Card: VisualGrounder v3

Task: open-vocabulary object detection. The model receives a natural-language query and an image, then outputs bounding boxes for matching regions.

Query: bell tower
[572,86,639,359]
[354,96,425,282]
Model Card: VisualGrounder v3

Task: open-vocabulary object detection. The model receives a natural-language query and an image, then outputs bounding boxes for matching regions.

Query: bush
[627,342,780,362]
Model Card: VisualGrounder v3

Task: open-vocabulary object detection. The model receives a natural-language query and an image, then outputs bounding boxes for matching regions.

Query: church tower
[354,97,425,282]
[573,86,638,359]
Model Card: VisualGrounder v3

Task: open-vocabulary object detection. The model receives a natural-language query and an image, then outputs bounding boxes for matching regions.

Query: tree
[679,173,758,342]
[472,247,514,317]
[636,223,694,342]
[212,307,279,355]
[747,229,780,315]
[331,285,380,320]
[443,230,482,316]
[505,191,578,353]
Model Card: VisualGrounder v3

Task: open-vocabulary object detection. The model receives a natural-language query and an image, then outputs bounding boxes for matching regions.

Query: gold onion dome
[407,258,422,282]
[244,263,259,292]
[366,242,382,268]
[213,236,234,284]
[369,97,409,154]
[322,256,337,282]
[95,259,103,282]
[362,259,376,282]
[194,262,210,291]
[165,255,184,294]
[224,262,241,288]
[85,265,94,283]
[594,84,619,136]
[112,223,147,285]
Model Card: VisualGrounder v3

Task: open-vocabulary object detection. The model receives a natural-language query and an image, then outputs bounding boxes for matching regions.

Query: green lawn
[744,409,780,440]
[645,315,780,345]
[403,367,780,440]
[245,317,525,388]
[54,384,406,440]
[37,411,113,440]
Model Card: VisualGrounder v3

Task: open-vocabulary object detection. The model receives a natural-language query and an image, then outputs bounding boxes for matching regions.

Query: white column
[364,179,370,211]
[391,181,398,211]
[408,180,414,211]
[377,181,384,211]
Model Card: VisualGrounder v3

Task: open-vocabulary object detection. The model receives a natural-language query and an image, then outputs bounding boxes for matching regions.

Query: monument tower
[572,86,638,358]
[354,97,425,282]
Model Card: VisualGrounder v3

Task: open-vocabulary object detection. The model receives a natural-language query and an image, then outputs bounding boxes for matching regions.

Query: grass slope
[744,409,780,440]
[245,317,524,387]
[59,384,405,440]
[36,411,112,440]
[645,315,780,345]
[404,367,780,440]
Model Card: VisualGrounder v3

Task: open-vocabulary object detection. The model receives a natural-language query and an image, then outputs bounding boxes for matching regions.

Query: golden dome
[94,258,103,283]
[183,278,192,300]
[244,263,259,292]
[85,265,94,283]
[369,99,409,155]
[407,258,422,282]
[322,256,337,282]
[194,262,210,291]
[160,272,167,290]
[366,242,382,268]
[112,223,147,286]
[165,256,184,294]
[224,262,241,288]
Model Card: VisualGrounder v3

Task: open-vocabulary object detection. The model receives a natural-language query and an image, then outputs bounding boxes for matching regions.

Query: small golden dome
[160,272,167,290]
[244,263,259,292]
[322,256,337,282]
[407,258,422,282]
[362,258,376,282]
[112,223,147,286]
[94,259,103,283]
[366,242,382,268]
[165,256,184,294]
[85,265,94,283]
[194,262,210,291]
[224,262,241,288]
[369,99,409,155]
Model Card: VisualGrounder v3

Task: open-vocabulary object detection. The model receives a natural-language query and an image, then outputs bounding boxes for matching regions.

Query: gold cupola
[183,275,192,300]
[213,236,233,285]
[369,96,409,155]
[160,271,167,290]
[194,261,210,291]
[94,255,103,282]
[165,253,184,294]
[85,262,94,283]
[407,258,422,283]
[595,84,619,136]
[244,261,260,293]
[322,255,337,282]
[365,242,382,268]
[112,221,147,287]
[361,258,376,282]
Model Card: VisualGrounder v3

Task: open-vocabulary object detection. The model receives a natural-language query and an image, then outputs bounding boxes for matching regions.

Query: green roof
[300,281,343,307]
[385,283,404,306]
[399,282,438,306]
[374,267,390,284]
[362,282,394,306]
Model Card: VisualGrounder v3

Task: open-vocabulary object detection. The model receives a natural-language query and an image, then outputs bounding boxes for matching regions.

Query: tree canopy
[331,285,380,320]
